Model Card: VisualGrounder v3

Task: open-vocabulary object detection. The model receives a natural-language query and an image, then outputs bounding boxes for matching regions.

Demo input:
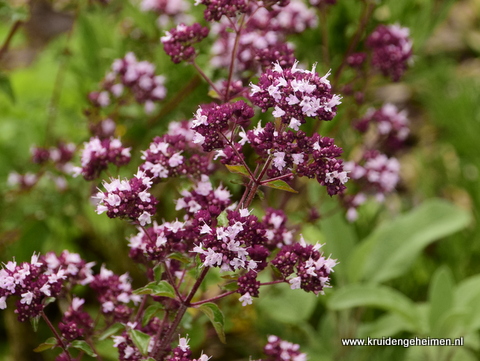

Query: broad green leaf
[434,310,470,339]
[198,302,226,344]
[128,329,151,356]
[257,283,317,324]
[0,73,15,103]
[454,274,480,332]
[99,323,124,341]
[262,180,298,193]
[348,199,470,283]
[225,164,250,178]
[33,337,57,352]
[428,265,454,332]
[358,312,415,338]
[143,304,164,327]
[327,284,421,332]
[134,281,176,298]
[70,340,96,357]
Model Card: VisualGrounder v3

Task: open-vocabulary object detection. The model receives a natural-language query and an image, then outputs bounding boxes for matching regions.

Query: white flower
[239,292,253,306]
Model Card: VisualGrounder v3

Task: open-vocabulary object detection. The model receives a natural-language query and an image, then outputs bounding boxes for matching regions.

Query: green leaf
[217,211,228,227]
[348,199,471,284]
[33,337,57,352]
[327,284,422,332]
[428,265,454,333]
[31,315,40,332]
[70,340,96,357]
[358,312,415,338]
[262,180,298,193]
[128,329,151,356]
[143,304,164,327]
[257,283,317,324]
[99,323,124,341]
[168,252,191,264]
[221,282,238,292]
[454,274,480,332]
[0,73,15,103]
[198,302,226,344]
[225,164,250,178]
[134,281,176,298]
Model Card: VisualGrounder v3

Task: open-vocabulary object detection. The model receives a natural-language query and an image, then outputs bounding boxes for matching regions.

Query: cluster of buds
[195,0,249,22]
[0,251,94,322]
[72,137,131,181]
[354,103,410,153]
[161,23,209,64]
[58,298,94,341]
[366,24,413,82]
[30,142,76,171]
[250,61,342,127]
[89,52,167,114]
[94,170,158,226]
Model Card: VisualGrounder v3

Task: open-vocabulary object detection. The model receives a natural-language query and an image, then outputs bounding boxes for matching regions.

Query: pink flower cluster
[250,61,342,127]
[94,170,158,226]
[72,137,131,181]
[89,52,167,113]
[0,251,94,322]
[355,103,410,152]
[140,120,212,180]
[161,23,209,64]
[263,335,307,361]
[246,123,348,196]
[366,24,413,81]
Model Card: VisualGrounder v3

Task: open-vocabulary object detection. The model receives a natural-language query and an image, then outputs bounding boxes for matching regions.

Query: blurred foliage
[0,0,479,360]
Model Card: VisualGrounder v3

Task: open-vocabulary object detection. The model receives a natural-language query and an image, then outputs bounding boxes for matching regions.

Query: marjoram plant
[2,0,414,360]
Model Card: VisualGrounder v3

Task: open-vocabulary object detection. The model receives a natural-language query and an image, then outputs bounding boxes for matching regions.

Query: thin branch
[0,20,23,62]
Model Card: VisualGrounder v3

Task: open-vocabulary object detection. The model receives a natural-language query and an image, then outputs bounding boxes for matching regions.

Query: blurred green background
[0,0,479,360]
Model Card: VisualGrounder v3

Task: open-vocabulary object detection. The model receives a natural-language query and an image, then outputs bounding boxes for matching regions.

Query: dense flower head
[0,252,94,322]
[271,236,336,295]
[262,208,293,249]
[94,170,158,226]
[366,24,413,82]
[193,208,270,273]
[195,0,249,21]
[191,100,255,152]
[140,121,212,181]
[354,103,410,152]
[346,52,367,69]
[113,330,144,361]
[90,266,141,322]
[161,23,209,64]
[246,123,348,195]
[250,61,342,127]
[72,137,131,181]
[30,142,76,174]
[58,297,94,341]
[263,335,307,361]
[90,52,167,113]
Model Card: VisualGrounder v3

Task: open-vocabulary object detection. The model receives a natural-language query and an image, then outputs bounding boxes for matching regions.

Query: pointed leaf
[70,340,96,357]
[31,315,40,332]
[143,304,164,327]
[217,211,228,227]
[262,180,298,193]
[225,164,250,178]
[428,265,454,333]
[198,302,226,344]
[134,281,176,298]
[348,199,470,283]
[128,329,151,356]
[99,323,124,341]
[33,337,57,352]
[168,252,191,264]
[0,73,15,103]
[327,283,421,332]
